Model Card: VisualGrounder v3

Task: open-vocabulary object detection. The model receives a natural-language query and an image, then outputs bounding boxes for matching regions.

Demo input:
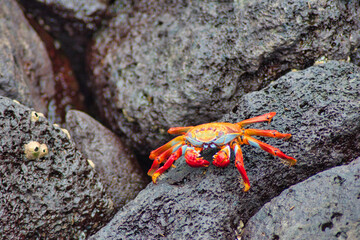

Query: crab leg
[151,145,187,183]
[231,141,250,192]
[184,147,210,167]
[148,142,183,177]
[241,136,297,166]
[213,145,231,167]
[244,129,291,139]
[168,126,194,135]
[237,112,276,128]
[149,135,185,160]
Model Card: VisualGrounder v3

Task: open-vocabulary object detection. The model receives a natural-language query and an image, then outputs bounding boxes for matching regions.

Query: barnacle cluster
[31,111,45,122]
[24,141,48,160]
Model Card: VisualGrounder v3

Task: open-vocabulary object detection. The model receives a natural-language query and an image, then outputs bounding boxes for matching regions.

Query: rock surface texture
[0,96,114,239]
[65,110,148,210]
[1,0,86,123]
[18,0,109,73]
[243,157,360,240]
[0,0,55,115]
[87,0,360,155]
[89,61,360,239]
[2,0,360,239]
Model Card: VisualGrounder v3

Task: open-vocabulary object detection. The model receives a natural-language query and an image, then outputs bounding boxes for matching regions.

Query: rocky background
[1,0,359,239]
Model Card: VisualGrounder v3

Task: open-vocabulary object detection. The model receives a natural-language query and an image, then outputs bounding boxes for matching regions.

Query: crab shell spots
[191,128,221,143]
[217,131,224,137]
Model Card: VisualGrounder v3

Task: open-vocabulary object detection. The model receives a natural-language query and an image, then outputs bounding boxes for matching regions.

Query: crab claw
[185,148,209,167]
[151,146,185,183]
[213,145,231,167]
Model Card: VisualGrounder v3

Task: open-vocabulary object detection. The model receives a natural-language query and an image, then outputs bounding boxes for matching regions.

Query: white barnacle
[24,141,41,160]
[87,159,95,169]
[39,144,49,158]
[61,128,71,139]
[31,111,45,122]
[24,141,49,160]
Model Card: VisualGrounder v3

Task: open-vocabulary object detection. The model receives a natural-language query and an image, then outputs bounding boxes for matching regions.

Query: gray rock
[242,157,360,240]
[19,0,108,31]
[89,61,360,239]
[0,0,87,124]
[87,0,360,155]
[17,0,109,100]
[65,110,148,210]
[0,0,55,115]
[0,96,114,239]
[234,0,360,71]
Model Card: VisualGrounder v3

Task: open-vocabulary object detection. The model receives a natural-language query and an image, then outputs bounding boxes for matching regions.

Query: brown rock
[65,110,148,210]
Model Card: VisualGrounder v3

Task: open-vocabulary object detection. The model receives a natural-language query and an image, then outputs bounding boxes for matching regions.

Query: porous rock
[242,156,360,240]
[0,96,114,239]
[65,110,148,210]
[87,0,360,155]
[89,61,360,239]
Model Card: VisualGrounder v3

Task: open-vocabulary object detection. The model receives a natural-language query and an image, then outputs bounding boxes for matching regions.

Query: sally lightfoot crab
[148,112,296,192]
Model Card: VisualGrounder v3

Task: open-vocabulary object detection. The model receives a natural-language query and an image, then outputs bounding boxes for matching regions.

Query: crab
[148,112,296,192]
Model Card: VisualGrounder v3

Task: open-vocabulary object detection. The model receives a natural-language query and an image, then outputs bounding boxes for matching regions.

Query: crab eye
[209,143,217,148]
[217,131,224,137]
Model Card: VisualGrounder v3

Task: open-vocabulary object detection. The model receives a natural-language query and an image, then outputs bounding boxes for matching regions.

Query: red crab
[148,112,296,192]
